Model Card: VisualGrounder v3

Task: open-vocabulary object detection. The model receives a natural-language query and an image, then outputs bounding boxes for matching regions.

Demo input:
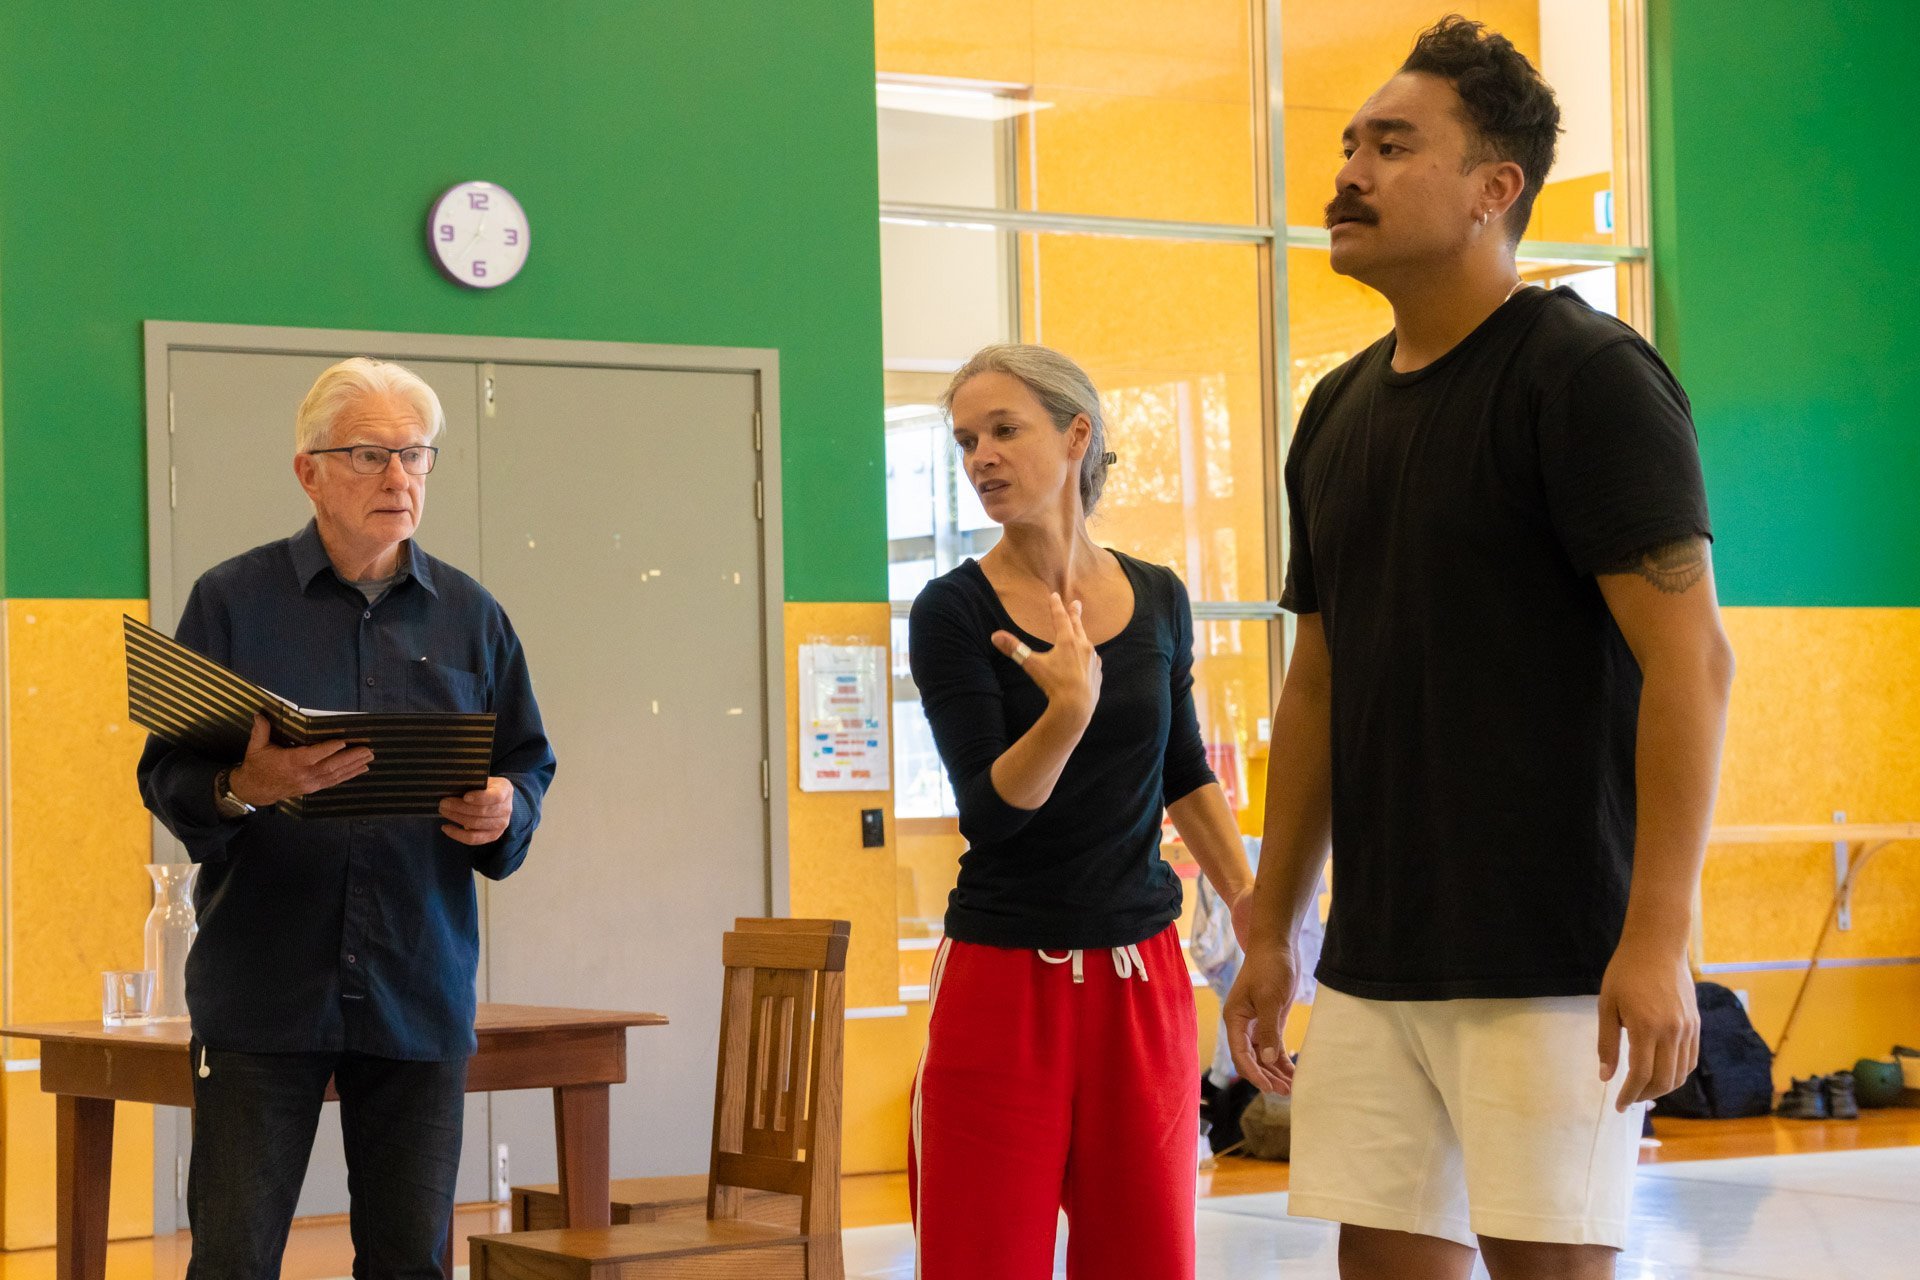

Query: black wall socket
[860,808,885,848]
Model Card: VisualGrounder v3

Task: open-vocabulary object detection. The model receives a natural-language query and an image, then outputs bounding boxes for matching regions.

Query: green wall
[0,2,885,602]
[1650,0,1920,607]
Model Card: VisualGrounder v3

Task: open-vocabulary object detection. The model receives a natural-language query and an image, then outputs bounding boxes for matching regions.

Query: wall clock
[427,181,530,289]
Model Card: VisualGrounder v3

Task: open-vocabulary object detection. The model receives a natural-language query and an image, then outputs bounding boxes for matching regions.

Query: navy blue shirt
[137,522,556,1060]
[908,552,1216,950]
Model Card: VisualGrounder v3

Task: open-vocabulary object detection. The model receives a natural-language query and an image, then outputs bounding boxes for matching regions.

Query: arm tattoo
[1599,537,1708,595]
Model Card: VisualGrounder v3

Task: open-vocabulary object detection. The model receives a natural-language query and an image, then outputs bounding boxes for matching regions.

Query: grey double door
[158,343,772,1220]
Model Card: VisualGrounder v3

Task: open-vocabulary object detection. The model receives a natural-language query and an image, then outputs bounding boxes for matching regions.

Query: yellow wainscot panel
[2,1072,155,1248]
[784,602,902,1011]
[842,1007,931,1176]
[1719,964,1920,1086]
[1704,608,1920,965]
[6,601,155,1027]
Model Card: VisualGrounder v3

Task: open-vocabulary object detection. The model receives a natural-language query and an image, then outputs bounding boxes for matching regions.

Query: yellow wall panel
[2,1074,154,1248]
[5,601,153,1029]
[1705,609,1920,965]
[1,599,159,1244]
[843,1010,929,1175]
[1714,964,1920,1085]
[783,603,902,1010]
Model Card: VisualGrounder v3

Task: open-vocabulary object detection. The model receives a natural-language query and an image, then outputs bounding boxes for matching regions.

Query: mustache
[1324,194,1378,228]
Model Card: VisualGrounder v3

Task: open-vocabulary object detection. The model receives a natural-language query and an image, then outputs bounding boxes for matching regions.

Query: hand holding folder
[124,615,496,819]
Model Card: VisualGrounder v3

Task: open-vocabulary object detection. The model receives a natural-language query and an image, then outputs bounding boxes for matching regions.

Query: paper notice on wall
[798,644,890,792]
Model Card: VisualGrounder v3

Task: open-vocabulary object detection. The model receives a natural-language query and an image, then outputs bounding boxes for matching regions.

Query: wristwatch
[213,768,256,820]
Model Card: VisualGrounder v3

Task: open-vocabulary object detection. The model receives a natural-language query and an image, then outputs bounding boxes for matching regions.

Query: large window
[878,1,1651,936]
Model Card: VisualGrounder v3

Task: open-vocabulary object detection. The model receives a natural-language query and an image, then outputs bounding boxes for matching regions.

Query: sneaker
[1824,1070,1860,1120]
[1776,1075,1829,1119]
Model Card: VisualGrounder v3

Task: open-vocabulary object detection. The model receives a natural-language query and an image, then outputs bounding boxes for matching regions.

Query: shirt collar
[289,519,439,597]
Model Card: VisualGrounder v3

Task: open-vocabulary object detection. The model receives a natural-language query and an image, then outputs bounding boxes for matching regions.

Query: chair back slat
[708,920,849,1237]
[735,917,851,939]
[742,967,814,1158]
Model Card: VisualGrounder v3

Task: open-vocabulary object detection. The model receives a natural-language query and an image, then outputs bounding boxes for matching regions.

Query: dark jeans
[186,1042,467,1280]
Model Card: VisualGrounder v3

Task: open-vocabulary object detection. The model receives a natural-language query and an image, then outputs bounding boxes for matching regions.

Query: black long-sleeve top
[136,521,556,1060]
[907,552,1216,949]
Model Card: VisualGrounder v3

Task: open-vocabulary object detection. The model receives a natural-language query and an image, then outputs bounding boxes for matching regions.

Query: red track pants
[909,924,1198,1279]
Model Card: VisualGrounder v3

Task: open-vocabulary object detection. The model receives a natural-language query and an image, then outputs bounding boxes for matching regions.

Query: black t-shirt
[909,552,1218,949]
[1282,286,1712,1000]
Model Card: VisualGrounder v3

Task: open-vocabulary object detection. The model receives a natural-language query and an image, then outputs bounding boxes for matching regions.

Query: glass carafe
[144,862,200,1022]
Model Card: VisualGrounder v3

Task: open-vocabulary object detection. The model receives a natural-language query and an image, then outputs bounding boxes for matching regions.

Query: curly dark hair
[1401,15,1562,243]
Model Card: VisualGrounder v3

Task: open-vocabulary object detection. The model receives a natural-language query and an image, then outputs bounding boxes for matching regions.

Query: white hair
[294,357,445,453]
[943,344,1112,514]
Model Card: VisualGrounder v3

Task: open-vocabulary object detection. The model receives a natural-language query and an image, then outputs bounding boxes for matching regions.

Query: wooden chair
[508,919,847,1233]
[473,921,849,1280]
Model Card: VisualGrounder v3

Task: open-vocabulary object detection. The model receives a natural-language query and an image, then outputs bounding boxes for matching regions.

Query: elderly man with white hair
[137,357,556,1280]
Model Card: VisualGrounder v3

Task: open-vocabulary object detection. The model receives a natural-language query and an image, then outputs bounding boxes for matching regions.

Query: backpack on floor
[1652,981,1775,1119]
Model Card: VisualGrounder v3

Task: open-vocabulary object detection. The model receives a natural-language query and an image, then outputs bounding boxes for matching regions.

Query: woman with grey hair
[906,344,1255,1279]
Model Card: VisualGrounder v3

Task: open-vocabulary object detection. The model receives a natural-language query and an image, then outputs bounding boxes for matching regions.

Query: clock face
[427,181,530,289]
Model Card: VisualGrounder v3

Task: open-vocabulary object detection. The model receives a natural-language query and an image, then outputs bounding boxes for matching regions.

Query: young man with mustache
[1223,17,1733,1280]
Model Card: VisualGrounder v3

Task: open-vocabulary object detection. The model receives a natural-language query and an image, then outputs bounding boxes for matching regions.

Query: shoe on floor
[1776,1075,1829,1119]
[1824,1070,1860,1120]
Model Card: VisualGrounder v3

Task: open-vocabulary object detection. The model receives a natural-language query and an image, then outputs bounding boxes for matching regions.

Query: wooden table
[1,1002,667,1280]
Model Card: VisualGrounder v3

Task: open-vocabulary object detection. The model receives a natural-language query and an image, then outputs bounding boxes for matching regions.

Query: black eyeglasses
[306,444,440,475]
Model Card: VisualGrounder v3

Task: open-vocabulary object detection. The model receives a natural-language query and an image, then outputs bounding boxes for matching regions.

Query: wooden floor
[843,1106,1920,1228]
[6,1109,1916,1279]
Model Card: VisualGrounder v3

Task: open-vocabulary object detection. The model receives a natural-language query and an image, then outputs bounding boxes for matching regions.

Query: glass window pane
[1022,231,1271,603]
[1288,247,1637,410]
[891,615,958,821]
[876,0,1260,225]
[881,222,1013,370]
[1285,246,1393,415]
[1518,259,1626,319]
[877,102,1011,207]
[1282,2,1636,250]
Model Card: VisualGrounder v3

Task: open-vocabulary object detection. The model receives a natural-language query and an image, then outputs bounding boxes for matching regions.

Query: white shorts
[1287,986,1645,1250]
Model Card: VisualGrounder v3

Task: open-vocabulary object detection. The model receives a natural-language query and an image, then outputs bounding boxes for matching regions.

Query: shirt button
[346,954,357,964]
[351,885,364,896]
[365,677,376,687]
[364,610,372,620]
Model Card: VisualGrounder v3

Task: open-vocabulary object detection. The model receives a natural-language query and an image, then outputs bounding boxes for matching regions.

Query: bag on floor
[1236,1091,1293,1161]
[1653,981,1774,1119]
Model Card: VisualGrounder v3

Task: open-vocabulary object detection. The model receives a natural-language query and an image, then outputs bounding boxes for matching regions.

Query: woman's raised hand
[991,593,1103,726]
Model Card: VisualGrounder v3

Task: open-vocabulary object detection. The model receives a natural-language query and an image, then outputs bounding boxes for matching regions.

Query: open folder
[124,615,496,820]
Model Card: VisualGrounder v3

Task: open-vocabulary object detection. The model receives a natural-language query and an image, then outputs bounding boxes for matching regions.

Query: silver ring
[1011,642,1033,666]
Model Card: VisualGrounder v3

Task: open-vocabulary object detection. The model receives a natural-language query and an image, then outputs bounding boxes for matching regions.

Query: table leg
[552,1083,611,1228]
[56,1094,115,1280]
